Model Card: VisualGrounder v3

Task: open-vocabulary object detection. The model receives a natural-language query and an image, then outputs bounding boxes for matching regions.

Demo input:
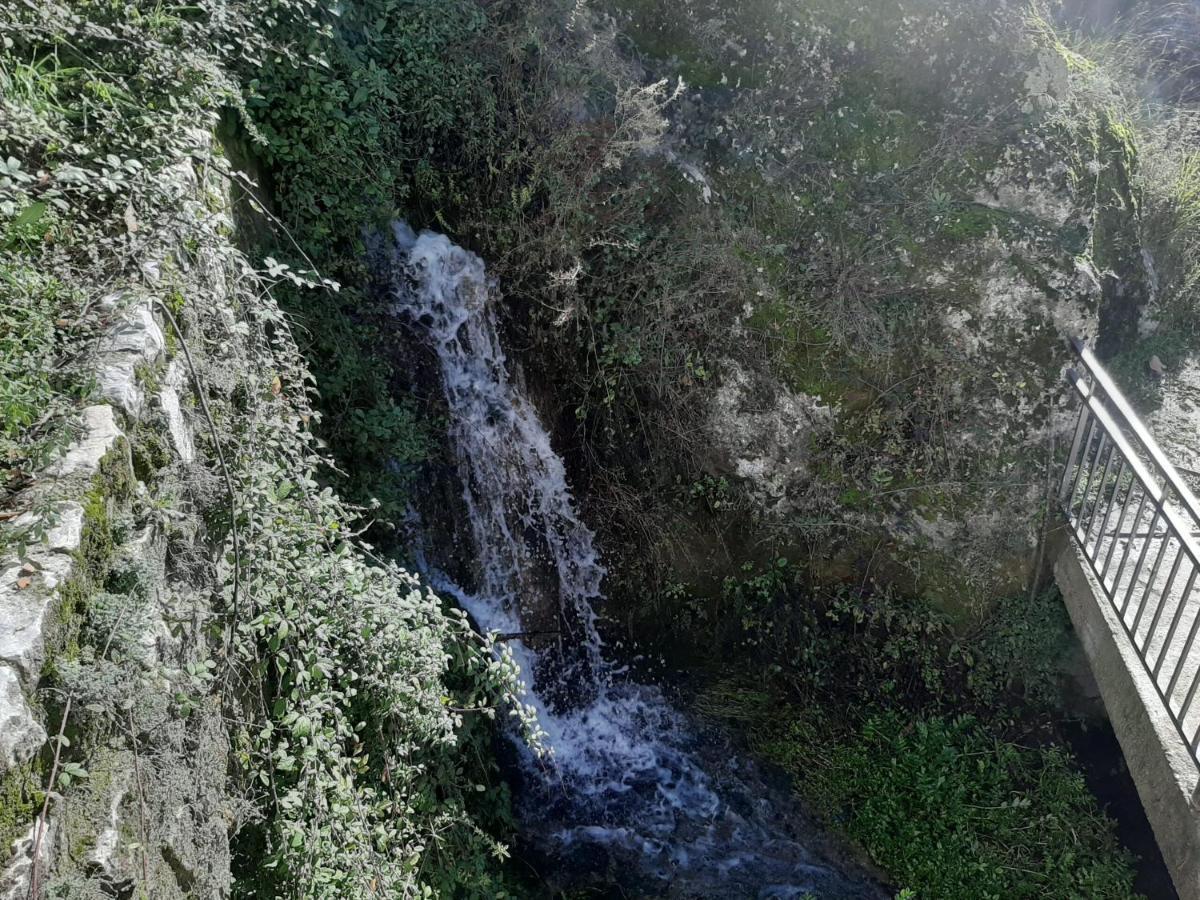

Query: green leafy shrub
[698,559,1071,717]
[244,0,495,252]
[766,712,1140,899]
[0,265,69,487]
[0,0,541,895]
[695,561,1137,898]
[220,302,539,894]
[225,0,519,520]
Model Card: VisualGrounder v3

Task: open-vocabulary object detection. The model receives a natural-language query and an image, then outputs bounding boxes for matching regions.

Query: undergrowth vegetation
[702,691,1141,900]
[0,0,538,896]
[4,0,1199,895]
[228,0,507,520]
[213,290,538,897]
[236,0,690,526]
[694,564,1141,898]
[691,560,1070,714]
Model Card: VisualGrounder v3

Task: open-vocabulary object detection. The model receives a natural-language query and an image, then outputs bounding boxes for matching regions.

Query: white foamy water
[387,222,881,898]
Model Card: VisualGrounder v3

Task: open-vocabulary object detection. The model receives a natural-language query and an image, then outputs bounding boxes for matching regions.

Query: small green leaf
[10,201,47,229]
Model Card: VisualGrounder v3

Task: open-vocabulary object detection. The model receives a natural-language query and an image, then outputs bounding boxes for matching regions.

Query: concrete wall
[1055,541,1200,900]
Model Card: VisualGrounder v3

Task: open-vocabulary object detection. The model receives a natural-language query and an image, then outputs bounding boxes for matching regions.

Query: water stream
[386,222,882,898]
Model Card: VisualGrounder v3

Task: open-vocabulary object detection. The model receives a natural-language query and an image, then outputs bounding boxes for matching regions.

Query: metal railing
[1061,337,1200,768]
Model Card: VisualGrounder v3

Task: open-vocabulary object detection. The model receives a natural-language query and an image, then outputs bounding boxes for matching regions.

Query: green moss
[130,419,173,484]
[803,80,938,177]
[739,298,851,400]
[938,204,1003,241]
[613,0,772,88]
[46,443,130,669]
[133,359,163,394]
[0,760,45,854]
[913,543,1032,623]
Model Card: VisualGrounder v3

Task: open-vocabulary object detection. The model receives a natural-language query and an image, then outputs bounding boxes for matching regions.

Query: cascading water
[387,222,883,898]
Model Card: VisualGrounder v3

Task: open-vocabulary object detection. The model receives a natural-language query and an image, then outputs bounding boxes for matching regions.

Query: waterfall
[387,222,881,898]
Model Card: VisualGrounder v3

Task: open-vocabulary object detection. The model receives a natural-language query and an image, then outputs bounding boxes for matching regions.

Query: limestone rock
[10,503,84,556]
[161,361,195,463]
[84,776,131,884]
[0,565,60,685]
[49,406,122,478]
[43,505,84,554]
[0,666,44,773]
[0,501,84,686]
[97,301,166,418]
[708,360,832,516]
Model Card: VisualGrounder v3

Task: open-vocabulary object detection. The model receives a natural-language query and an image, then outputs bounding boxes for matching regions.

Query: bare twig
[127,708,152,888]
[153,301,241,642]
[28,606,127,900]
[27,694,71,900]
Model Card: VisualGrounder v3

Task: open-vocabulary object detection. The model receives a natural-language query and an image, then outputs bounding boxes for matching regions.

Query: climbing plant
[0,0,541,896]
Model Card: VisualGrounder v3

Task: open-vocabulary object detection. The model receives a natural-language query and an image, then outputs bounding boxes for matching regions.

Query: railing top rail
[1069,336,1200,520]
[1067,368,1200,575]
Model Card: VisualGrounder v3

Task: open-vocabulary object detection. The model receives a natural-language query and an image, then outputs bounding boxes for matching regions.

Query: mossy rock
[0,759,44,857]
[45,442,132,671]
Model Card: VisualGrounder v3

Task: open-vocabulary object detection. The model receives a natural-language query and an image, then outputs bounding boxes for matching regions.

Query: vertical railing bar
[1110,490,1149,600]
[1122,508,1162,617]
[1081,444,1118,553]
[1069,417,1102,523]
[1076,432,1109,535]
[1132,533,1172,649]
[1167,579,1200,699]
[1145,550,1184,668]
[1060,403,1091,502]
[1101,472,1137,584]
[1091,455,1127,560]
[1156,565,1198,684]
[1064,410,1096,512]
[1180,660,1200,733]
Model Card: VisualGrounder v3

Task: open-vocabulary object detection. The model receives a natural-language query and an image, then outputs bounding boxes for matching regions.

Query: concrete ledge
[1055,543,1200,900]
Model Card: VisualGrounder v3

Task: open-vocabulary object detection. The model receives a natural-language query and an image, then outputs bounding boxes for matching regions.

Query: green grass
[690,566,1138,898]
[701,688,1141,900]
[774,712,1140,900]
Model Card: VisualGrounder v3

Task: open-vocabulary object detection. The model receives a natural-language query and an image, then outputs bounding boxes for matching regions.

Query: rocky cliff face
[0,142,237,899]
[0,100,530,893]
[3,1,1196,895]
[489,0,1200,625]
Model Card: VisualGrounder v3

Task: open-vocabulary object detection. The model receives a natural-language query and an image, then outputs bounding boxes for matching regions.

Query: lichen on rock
[708,360,833,517]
